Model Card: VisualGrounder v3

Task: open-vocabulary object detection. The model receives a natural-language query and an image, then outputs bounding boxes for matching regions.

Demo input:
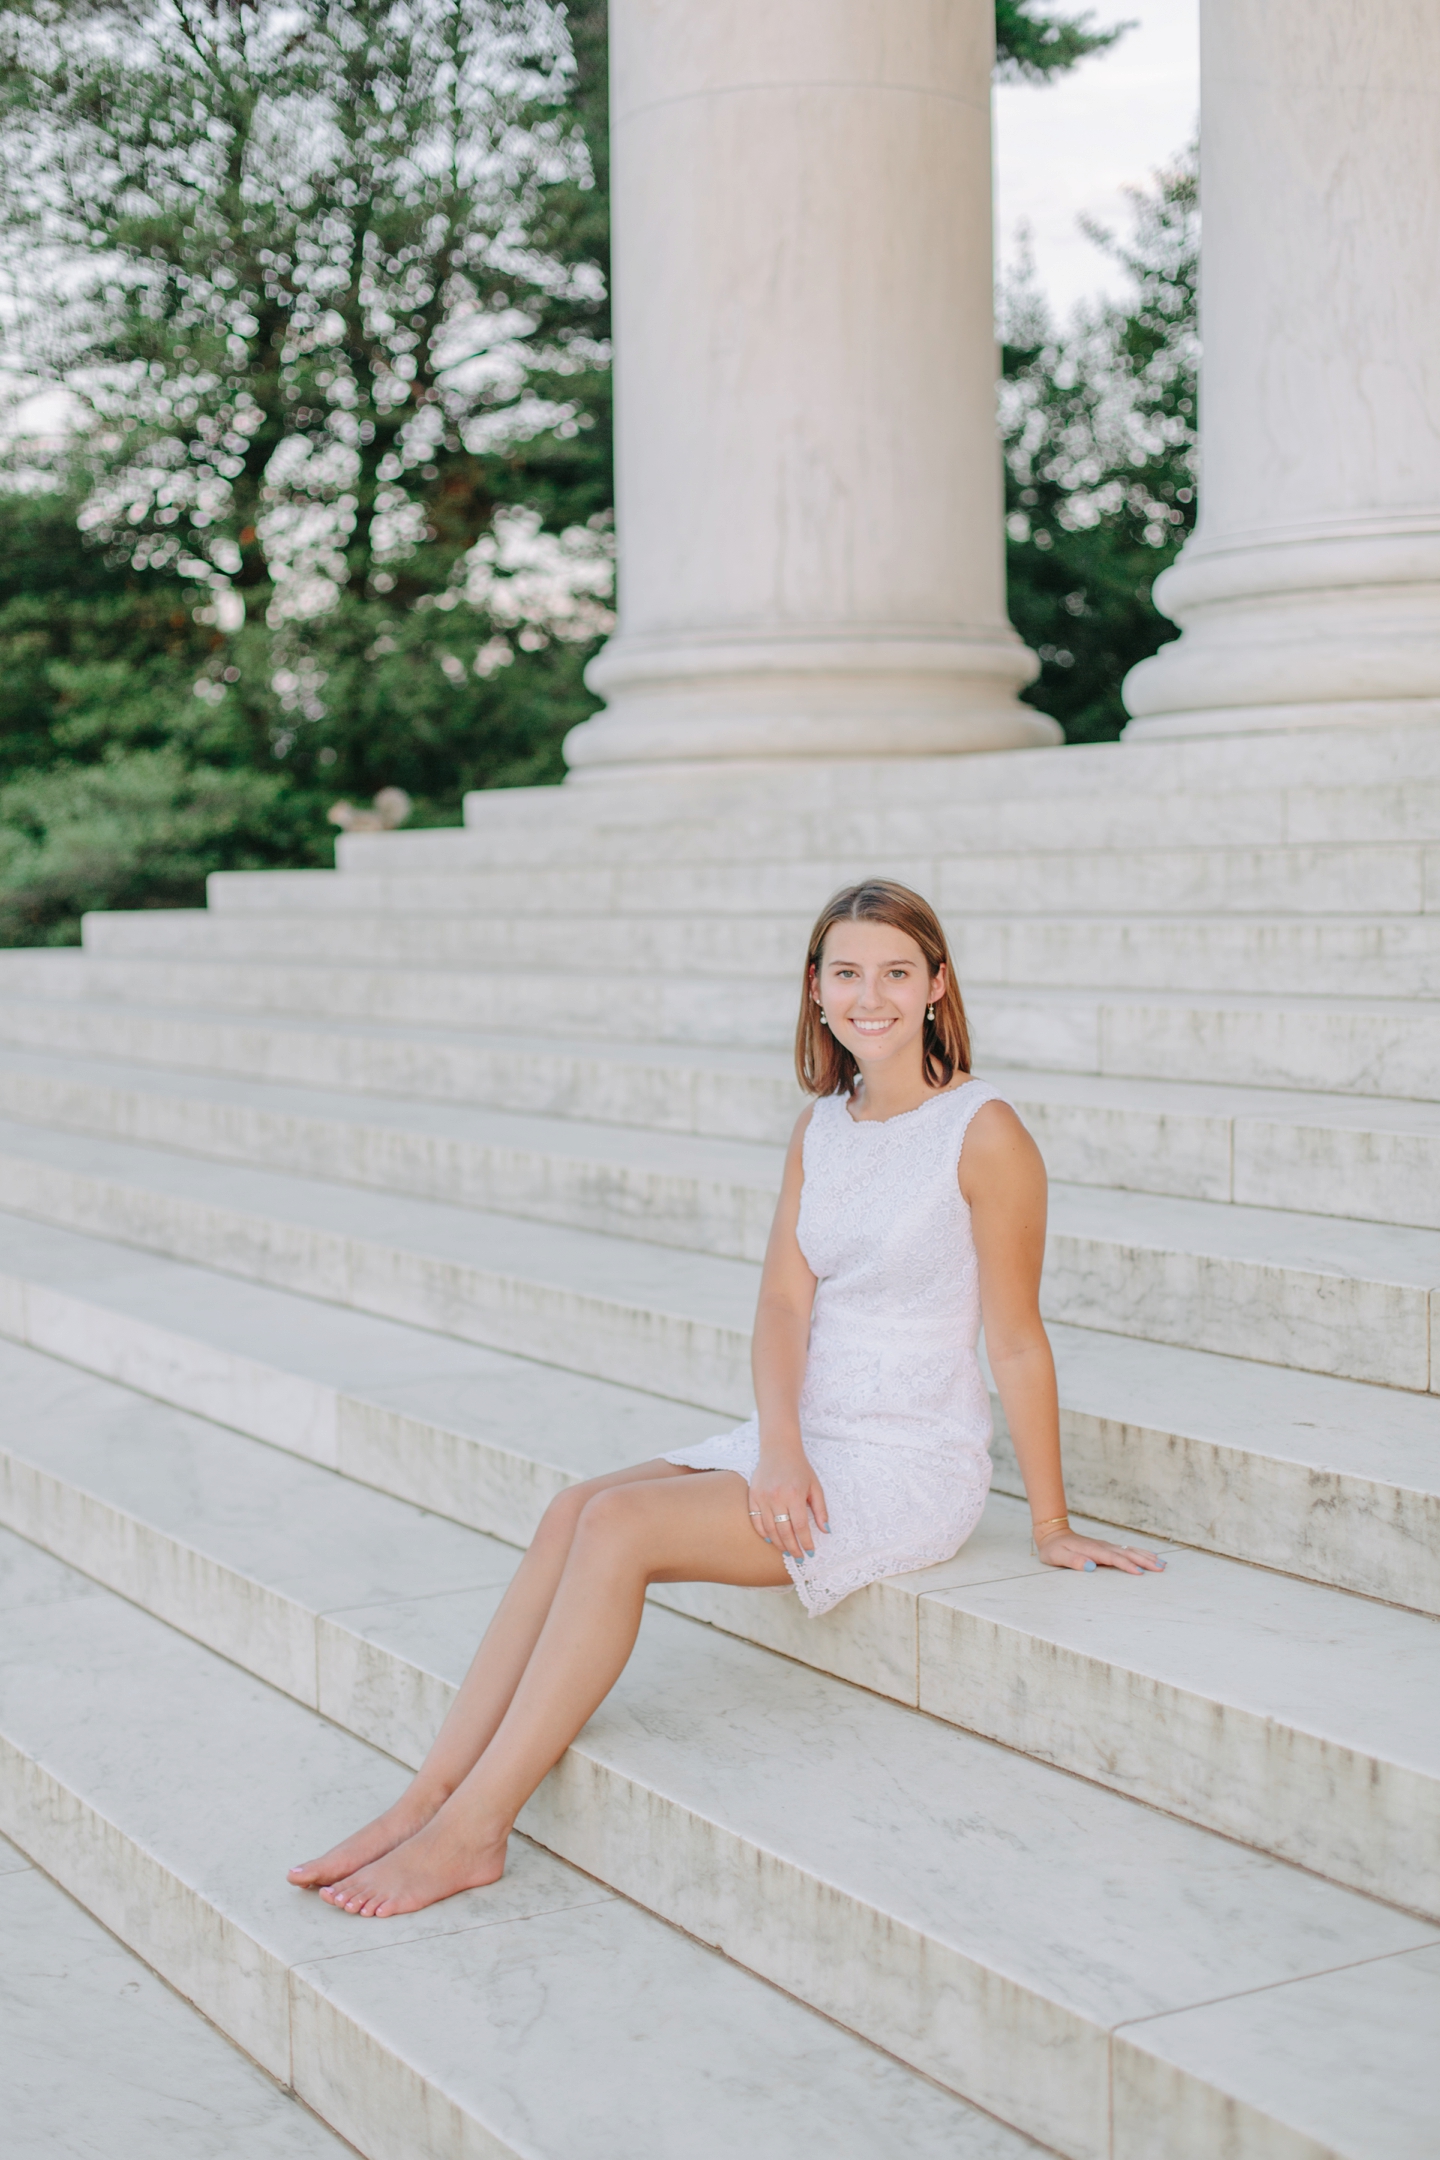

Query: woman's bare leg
[288,1458,703,1888]
[321,1468,789,1916]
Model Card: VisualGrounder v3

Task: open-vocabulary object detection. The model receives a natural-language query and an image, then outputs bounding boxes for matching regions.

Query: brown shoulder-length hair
[796,880,971,1098]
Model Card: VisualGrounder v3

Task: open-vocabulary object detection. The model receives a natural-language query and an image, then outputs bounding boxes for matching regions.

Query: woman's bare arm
[962,1101,1161,1575]
[747,1106,827,1563]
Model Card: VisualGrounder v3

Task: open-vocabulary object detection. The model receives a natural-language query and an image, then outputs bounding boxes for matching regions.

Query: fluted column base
[1123,523,1440,742]
[563,627,1057,779]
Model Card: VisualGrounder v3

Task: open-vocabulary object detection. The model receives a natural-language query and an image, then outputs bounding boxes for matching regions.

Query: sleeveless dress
[662,1078,1004,1617]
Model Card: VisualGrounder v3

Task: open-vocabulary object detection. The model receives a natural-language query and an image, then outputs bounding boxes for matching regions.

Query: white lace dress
[662,1079,1003,1616]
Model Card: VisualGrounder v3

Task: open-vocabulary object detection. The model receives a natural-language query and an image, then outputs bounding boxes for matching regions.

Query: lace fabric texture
[663,1079,1003,1616]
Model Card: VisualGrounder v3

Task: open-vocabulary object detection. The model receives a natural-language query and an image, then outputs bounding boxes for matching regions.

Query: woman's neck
[849,1048,959,1123]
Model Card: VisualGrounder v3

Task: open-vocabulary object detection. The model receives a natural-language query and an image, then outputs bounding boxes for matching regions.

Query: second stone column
[1123,0,1440,743]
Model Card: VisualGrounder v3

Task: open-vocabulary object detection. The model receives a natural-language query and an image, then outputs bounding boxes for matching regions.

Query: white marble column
[1124,0,1440,742]
[563,0,1055,781]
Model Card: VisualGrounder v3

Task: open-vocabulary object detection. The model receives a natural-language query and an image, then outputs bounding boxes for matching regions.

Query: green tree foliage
[0,0,617,939]
[994,0,1128,81]
[0,0,612,804]
[0,483,208,782]
[0,483,333,942]
[480,0,609,535]
[0,747,324,946]
[1001,155,1198,743]
[1,0,599,591]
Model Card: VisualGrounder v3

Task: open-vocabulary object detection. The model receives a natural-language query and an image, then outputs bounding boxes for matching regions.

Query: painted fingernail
[1083,1559,1097,1571]
[822,1523,831,1534]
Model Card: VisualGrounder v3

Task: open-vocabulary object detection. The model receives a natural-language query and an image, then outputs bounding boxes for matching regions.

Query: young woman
[290,879,1162,1918]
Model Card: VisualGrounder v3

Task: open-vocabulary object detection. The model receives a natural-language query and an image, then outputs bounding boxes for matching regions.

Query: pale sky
[993,0,1199,323]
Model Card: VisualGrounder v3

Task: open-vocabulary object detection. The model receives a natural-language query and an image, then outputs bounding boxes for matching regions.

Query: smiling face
[811,918,945,1077]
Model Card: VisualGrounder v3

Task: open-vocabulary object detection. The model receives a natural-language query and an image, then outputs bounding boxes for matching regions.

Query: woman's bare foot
[287,1786,446,1890]
[320,1804,510,1918]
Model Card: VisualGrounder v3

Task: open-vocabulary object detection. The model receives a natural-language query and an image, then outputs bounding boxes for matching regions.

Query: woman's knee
[573,1481,652,1550]
[533,1481,593,1549]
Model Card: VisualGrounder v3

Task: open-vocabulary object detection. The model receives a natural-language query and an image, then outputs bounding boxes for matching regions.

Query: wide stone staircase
[2,721,1438,2158]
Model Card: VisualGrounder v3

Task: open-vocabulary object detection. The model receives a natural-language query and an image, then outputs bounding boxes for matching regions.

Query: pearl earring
[820,1009,830,1028]
[926,1004,935,1024]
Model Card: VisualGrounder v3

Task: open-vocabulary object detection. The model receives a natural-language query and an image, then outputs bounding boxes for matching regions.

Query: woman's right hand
[748,1453,829,1563]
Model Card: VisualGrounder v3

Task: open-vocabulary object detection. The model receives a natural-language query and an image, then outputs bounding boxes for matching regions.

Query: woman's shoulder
[954,1087,1043,1186]
[939,1077,1023,1165]
[940,1074,1010,1122]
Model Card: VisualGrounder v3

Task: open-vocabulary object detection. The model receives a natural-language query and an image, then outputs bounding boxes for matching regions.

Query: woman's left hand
[1037,1530,1165,1574]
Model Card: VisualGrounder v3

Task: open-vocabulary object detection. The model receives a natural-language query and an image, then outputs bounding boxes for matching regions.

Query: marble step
[417,746,1440,862]
[458,720,1440,816]
[206,834,1440,920]
[6,1043,1440,1251]
[1042,1180,1440,1390]
[0,1115,761,1412]
[0,994,801,1142]
[2,1113,1437,1394]
[0,1536,1019,2160]
[5,1331,1439,1919]
[9,1535,1434,2160]
[1113,1943,1440,2160]
[0,1044,788,1260]
[0,1833,356,2160]
[3,1211,1436,1622]
[15,945,797,1044]
[952,914,1440,999]
[411,772,1440,868]
[350,783,1440,871]
[81,902,1440,1002]
[532,716,1440,802]
[81,904,811,974]
[8,948,1440,1098]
